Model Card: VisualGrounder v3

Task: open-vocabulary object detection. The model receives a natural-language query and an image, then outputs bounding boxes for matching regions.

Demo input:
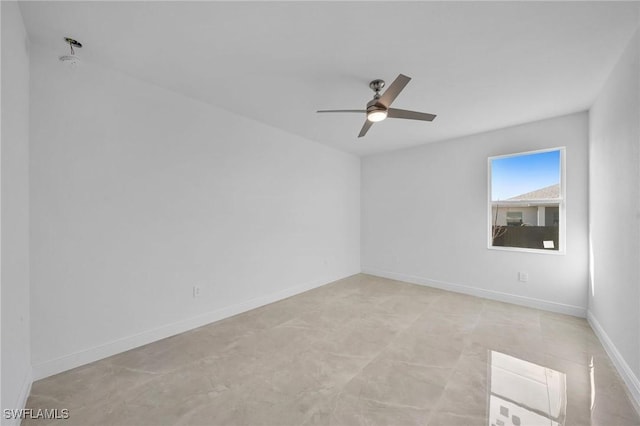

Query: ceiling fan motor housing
[366,98,388,122]
[367,98,387,114]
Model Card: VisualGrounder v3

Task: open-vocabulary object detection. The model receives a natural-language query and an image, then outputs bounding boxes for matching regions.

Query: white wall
[362,112,589,315]
[588,27,640,407]
[1,1,32,421]
[29,43,360,378]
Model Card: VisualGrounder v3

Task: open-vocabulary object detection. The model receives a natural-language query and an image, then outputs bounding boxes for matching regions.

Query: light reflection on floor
[489,350,566,426]
[590,356,596,412]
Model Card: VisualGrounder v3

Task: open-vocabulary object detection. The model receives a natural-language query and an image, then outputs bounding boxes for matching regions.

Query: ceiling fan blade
[387,108,437,121]
[317,109,366,113]
[378,74,411,108]
[358,120,374,138]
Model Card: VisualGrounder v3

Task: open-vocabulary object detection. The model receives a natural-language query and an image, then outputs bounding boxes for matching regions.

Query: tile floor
[25,274,640,425]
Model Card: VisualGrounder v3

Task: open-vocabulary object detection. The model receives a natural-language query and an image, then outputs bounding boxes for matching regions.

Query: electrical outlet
[518,272,529,282]
[193,285,201,298]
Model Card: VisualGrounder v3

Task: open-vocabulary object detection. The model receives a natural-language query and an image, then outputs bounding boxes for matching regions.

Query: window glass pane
[489,149,563,252]
[491,150,560,202]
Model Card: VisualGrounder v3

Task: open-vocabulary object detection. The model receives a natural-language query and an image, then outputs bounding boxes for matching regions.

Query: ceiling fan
[317,74,437,138]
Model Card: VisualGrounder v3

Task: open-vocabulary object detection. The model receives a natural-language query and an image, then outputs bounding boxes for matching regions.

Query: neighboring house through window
[489,148,565,253]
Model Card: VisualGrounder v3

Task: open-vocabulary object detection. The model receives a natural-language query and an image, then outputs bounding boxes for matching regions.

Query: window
[488,148,565,253]
[506,212,523,227]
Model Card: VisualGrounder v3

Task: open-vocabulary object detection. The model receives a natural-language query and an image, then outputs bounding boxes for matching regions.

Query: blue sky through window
[491,150,560,201]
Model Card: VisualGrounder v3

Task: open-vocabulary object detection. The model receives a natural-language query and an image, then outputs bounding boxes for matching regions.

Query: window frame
[487,147,566,255]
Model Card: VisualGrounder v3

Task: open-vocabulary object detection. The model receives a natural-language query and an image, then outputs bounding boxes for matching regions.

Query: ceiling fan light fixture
[367,110,387,122]
[59,54,80,67]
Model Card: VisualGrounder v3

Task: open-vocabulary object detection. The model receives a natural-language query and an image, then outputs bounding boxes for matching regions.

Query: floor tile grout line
[327,292,448,419]
[424,311,483,426]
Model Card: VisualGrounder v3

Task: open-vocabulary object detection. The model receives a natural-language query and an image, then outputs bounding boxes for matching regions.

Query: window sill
[488,245,565,255]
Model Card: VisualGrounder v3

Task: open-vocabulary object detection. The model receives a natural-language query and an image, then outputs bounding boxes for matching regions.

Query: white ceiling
[19,1,640,156]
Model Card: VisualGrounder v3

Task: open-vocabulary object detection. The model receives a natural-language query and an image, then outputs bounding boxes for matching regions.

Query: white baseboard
[32,272,356,380]
[362,267,586,317]
[588,311,640,416]
[3,369,33,426]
